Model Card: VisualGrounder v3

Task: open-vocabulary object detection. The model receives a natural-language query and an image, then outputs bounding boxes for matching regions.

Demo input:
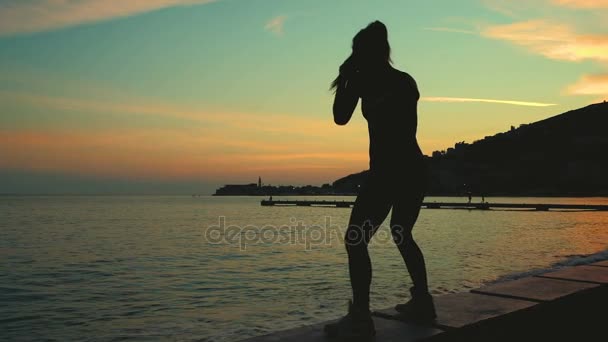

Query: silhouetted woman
[324,21,435,339]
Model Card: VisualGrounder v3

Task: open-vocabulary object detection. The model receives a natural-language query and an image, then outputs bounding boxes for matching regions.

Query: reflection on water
[1,195,607,341]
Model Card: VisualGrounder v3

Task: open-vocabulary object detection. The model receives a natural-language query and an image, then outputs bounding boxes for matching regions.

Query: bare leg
[390,192,429,294]
[324,174,392,338]
[345,176,392,311]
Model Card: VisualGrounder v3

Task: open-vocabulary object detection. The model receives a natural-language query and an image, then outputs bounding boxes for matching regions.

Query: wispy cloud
[0,90,339,137]
[481,19,608,63]
[566,74,608,96]
[265,15,287,36]
[0,88,369,183]
[422,97,557,107]
[551,0,608,8]
[0,0,215,36]
[423,27,476,35]
[480,0,524,18]
[0,128,367,182]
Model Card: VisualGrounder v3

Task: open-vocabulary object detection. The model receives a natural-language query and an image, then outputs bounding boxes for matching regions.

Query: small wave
[0,286,30,294]
[490,249,608,284]
[1,293,49,302]
[258,264,312,273]
[0,315,43,324]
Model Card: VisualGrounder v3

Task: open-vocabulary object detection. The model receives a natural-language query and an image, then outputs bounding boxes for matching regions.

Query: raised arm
[332,77,359,125]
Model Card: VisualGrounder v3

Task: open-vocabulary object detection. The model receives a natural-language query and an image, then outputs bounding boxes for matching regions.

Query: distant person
[468,192,472,204]
[324,21,435,339]
[269,195,273,201]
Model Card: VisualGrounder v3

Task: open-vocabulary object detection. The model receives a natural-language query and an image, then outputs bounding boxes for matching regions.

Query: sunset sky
[1,0,607,194]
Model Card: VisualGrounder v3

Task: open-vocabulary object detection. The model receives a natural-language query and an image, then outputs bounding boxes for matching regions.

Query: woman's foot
[394,287,436,323]
[324,301,376,340]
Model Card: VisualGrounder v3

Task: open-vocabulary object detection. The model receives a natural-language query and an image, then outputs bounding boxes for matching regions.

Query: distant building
[214,176,346,196]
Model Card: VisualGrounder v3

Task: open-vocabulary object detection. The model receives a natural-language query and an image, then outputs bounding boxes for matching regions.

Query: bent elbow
[333,108,351,125]
[334,116,349,126]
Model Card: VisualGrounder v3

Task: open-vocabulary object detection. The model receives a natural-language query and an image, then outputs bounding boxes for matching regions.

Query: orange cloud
[0,90,347,139]
[0,0,215,36]
[0,123,474,186]
[0,121,368,184]
[551,0,608,8]
[1,89,373,183]
[482,20,608,62]
[566,74,608,96]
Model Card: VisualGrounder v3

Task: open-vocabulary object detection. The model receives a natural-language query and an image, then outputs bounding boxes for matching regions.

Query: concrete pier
[260,200,608,211]
[240,262,608,341]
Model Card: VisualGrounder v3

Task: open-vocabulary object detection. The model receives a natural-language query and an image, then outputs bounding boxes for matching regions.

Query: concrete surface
[471,276,598,302]
[536,265,608,284]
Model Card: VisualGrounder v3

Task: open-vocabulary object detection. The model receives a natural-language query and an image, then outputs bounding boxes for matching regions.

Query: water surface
[1,195,607,341]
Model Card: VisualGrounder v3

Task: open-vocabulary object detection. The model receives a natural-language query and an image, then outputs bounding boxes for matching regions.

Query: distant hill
[333,102,608,196]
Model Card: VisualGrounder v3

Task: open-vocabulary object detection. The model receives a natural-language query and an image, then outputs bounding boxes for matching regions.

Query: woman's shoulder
[393,69,416,84]
[392,68,419,98]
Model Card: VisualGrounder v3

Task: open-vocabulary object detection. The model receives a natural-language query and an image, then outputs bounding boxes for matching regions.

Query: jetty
[241,261,608,341]
[260,199,608,211]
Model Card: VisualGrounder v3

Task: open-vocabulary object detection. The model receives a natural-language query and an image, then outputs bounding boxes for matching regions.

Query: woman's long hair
[330,21,392,91]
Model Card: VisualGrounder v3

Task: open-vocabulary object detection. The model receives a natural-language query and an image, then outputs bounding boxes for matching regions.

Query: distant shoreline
[2,193,608,197]
[213,193,608,198]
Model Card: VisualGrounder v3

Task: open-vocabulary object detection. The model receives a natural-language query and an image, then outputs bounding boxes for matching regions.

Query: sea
[1,195,607,341]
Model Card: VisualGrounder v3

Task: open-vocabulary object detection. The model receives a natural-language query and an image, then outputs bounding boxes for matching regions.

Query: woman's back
[361,68,423,172]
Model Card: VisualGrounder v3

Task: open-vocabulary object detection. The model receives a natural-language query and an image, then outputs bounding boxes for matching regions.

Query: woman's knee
[391,224,414,245]
[344,222,373,251]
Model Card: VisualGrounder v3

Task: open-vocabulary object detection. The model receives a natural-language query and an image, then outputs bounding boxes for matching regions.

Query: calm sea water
[1,195,607,341]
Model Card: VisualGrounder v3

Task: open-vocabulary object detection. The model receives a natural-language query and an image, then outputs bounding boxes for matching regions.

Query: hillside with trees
[333,102,608,196]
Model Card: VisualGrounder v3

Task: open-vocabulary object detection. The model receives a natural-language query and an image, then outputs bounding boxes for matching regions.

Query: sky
[0,0,607,194]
